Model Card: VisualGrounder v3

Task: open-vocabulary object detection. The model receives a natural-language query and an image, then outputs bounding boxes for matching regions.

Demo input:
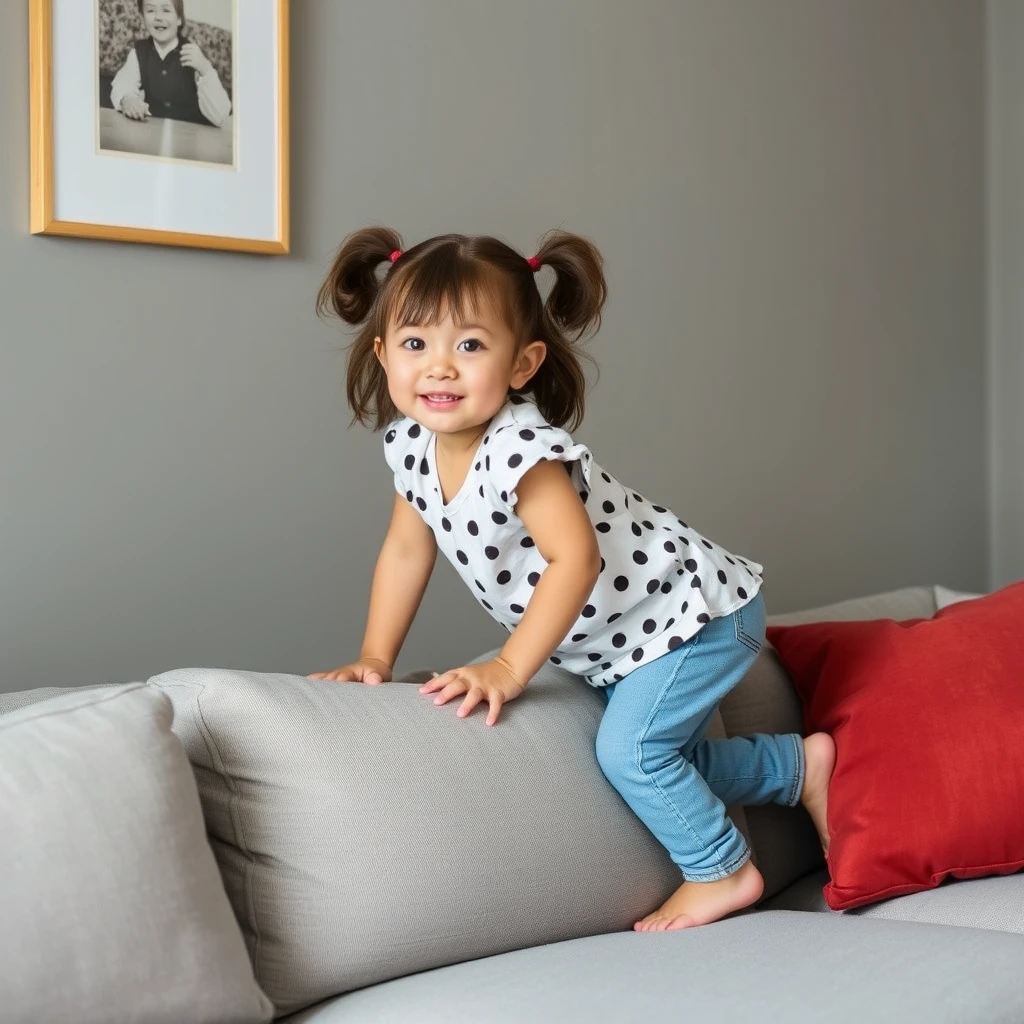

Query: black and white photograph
[98,0,235,166]
[31,0,288,252]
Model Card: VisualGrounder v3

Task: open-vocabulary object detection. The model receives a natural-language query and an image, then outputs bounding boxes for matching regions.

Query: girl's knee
[594,724,634,787]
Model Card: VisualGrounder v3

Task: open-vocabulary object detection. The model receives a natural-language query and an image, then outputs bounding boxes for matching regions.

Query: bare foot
[633,859,764,932]
[801,732,835,853]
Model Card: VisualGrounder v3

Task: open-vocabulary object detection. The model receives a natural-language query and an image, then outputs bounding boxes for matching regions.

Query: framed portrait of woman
[30,0,289,254]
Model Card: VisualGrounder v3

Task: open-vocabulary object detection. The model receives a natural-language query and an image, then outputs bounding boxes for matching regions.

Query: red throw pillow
[766,581,1024,911]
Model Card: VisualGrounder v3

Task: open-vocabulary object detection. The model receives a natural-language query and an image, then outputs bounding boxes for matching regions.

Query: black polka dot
[666,618,675,627]
[521,536,535,548]
[632,551,648,565]
[642,520,654,531]
[614,674,623,682]
[485,455,491,471]
[405,490,414,503]
[509,604,523,614]
[404,454,415,470]
[415,497,427,511]
[482,600,493,610]
[602,500,615,514]
[702,539,713,549]
[667,636,683,650]
[600,558,606,573]
[572,633,588,642]
[726,556,736,565]
[737,587,748,600]
[467,520,479,536]
[475,461,481,471]
[456,550,468,564]
[614,576,629,592]
[632,492,643,502]
[664,541,676,553]
[631,523,642,537]
[579,491,589,503]
[508,453,523,469]
[441,517,452,532]
[718,570,728,584]
[697,612,711,624]
[475,580,485,592]
[551,444,564,453]
[601,472,611,483]
[681,601,689,615]
[500,490,508,503]
[550,656,561,665]
[631,648,644,662]
[485,546,500,560]
[496,570,511,585]
[612,633,626,648]
[596,522,611,533]
[607,612,621,623]
[519,429,535,441]
[643,619,656,634]
[601,662,612,670]
[492,512,508,525]
[588,653,602,662]
[691,576,702,588]
[385,429,396,443]
[652,505,667,513]
[479,485,485,497]
[647,579,660,594]
[527,572,540,586]
[660,581,672,594]
[581,604,596,617]
[407,424,421,438]
[419,458,429,475]
[684,559,697,572]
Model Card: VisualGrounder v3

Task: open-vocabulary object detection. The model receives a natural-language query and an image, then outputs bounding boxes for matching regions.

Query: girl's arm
[109,49,144,112]
[311,492,437,681]
[497,460,601,682]
[422,460,600,723]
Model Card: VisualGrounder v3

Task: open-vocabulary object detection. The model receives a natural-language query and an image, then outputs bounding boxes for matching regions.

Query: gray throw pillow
[150,665,685,1016]
[0,683,274,1024]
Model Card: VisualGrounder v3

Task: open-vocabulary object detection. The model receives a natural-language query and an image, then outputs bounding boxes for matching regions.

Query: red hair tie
[389,249,402,263]
[526,255,541,272]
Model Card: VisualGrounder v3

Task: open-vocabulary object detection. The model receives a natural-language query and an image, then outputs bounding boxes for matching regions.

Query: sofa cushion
[0,683,273,1024]
[277,911,1024,1024]
[149,665,684,1016]
[767,581,1024,911]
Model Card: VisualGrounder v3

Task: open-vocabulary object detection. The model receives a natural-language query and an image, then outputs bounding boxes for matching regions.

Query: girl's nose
[426,355,456,378]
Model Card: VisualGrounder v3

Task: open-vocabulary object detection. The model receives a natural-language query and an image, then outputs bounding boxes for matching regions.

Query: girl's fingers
[456,688,485,718]
[485,694,504,727]
[419,671,453,694]
[432,679,469,705]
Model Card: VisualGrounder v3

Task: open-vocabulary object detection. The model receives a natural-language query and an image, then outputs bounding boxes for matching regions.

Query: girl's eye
[401,338,425,351]
[458,339,482,353]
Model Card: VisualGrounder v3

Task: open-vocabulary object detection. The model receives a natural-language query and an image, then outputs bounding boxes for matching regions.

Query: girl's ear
[374,336,386,369]
[510,340,546,389]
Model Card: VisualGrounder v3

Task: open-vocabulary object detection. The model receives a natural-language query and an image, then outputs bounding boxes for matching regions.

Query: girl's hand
[308,658,392,684]
[419,657,526,726]
[179,41,214,77]
[120,94,150,120]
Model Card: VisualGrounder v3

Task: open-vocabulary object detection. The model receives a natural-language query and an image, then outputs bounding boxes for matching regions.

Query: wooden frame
[29,0,289,254]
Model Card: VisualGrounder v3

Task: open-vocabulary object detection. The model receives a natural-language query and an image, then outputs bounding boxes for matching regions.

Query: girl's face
[375,301,545,443]
[141,1,183,46]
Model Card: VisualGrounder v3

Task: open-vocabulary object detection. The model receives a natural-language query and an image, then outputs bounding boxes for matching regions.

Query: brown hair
[316,227,607,432]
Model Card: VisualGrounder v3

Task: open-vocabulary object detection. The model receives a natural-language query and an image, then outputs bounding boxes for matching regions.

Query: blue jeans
[595,593,804,881]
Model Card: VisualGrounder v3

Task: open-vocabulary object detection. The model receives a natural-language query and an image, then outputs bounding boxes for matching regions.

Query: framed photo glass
[30,0,289,253]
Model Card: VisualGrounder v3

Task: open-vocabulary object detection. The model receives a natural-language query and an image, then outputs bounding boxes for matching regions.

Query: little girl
[311,227,834,932]
[109,0,231,128]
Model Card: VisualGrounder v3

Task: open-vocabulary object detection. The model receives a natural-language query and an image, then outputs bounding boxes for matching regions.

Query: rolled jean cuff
[784,733,805,808]
[682,843,752,883]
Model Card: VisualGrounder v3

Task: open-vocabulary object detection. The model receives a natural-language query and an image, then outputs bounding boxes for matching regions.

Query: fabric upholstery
[0,683,273,1024]
[277,911,1024,1024]
[149,664,685,1016]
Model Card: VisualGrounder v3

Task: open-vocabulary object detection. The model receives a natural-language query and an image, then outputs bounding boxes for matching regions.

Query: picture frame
[29,0,289,254]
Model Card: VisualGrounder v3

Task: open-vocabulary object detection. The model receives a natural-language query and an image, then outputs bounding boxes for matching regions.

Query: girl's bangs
[384,258,512,334]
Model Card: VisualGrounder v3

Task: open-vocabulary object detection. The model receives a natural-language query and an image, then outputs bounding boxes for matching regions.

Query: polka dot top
[383,397,763,688]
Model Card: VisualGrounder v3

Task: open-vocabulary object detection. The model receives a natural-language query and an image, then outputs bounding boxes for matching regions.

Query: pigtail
[533,230,607,341]
[316,226,403,326]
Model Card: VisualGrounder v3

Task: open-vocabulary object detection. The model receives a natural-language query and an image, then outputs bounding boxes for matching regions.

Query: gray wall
[988,0,1024,587]
[1,0,987,691]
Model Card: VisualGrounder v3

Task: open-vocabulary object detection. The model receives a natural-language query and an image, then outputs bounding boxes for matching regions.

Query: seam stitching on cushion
[160,679,265,985]
[0,682,147,732]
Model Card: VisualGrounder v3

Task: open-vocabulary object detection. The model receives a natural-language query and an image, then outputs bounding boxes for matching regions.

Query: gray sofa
[2,584,1023,1024]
